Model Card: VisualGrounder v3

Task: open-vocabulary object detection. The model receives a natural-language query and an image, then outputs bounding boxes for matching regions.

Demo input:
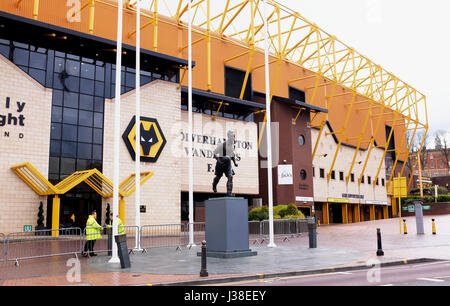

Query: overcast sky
[139,0,450,148]
[281,0,450,148]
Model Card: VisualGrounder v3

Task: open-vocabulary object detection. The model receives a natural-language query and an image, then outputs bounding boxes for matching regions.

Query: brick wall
[103,80,181,226]
[0,55,52,234]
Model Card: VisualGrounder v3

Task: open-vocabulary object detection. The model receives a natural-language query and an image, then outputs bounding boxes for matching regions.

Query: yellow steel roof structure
[10,162,59,196]
[10,162,154,198]
[13,0,428,190]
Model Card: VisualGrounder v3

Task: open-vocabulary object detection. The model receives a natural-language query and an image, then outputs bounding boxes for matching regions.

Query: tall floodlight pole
[135,0,142,250]
[188,0,195,247]
[263,0,276,248]
[110,0,124,263]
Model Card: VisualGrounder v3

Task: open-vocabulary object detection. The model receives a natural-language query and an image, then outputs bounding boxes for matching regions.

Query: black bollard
[200,240,208,277]
[115,234,131,269]
[107,227,112,256]
[308,219,317,248]
[376,228,384,256]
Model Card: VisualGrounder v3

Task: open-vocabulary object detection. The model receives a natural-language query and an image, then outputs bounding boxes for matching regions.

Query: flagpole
[135,0,142,251]
[263,0,276,248]
[110,0,124,263]
[188,0,195,247]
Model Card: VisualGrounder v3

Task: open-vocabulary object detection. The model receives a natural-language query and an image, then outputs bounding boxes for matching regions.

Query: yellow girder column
[119,197,125,225]
[383,206,389,219]
[391,196,398,217]
[89,0,95,34]
[354,204,361,223]
[369,205,376,221]
[52,195,60,237]
[323,203,329,225]
[341,203,348,224]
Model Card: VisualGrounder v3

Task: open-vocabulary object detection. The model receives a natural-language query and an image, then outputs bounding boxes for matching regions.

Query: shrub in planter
[35,201,46,236]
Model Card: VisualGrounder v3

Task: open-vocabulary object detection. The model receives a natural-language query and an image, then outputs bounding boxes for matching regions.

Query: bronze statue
[212,130,238,196]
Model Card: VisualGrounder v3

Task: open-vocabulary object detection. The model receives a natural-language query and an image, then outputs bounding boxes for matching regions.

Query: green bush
[249,204,306,221]
[286,204,299,216]
[438,194,450,202]
[403,194,450,205]
[248,206,269,221]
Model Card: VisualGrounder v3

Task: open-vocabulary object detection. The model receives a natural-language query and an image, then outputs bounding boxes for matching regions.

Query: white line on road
[416,277,445,282]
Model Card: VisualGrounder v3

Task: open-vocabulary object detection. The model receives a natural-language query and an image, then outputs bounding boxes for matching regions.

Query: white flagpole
[188,0,195,247]
[110,0,124,263]
[263,0,276,248]
[135,0,142,250]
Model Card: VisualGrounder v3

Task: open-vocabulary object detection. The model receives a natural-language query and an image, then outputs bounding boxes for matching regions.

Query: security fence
[5,228,82,265]
[1,218,314,263]
[0,233,5,262]
[140,224,186,250]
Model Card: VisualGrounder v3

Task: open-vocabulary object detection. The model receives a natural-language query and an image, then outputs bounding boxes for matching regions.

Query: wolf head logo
[137,123,158,156]
[123,116,166,163]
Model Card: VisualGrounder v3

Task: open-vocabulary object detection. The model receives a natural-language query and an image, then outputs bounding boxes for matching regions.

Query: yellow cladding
[11,162,154,198]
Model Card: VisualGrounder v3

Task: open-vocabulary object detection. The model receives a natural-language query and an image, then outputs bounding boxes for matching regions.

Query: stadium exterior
[0,0,427,233]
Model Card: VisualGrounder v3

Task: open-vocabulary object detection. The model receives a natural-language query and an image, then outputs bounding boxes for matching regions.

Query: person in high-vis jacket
[107,213,125,236]
[82,211,102,257]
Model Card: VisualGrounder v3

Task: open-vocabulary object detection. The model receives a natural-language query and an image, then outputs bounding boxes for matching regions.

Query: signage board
[327,198,349,203]
[278,164,293,185]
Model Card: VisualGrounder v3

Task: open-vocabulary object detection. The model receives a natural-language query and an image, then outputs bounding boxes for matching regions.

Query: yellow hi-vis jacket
[85,215,102,240]
[107,218,125,236]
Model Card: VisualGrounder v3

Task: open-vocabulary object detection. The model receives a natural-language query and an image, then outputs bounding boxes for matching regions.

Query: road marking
[416,277,445,282]
[208,271,354,286]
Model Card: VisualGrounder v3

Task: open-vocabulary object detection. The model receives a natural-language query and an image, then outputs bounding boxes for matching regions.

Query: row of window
[313,168,385,186]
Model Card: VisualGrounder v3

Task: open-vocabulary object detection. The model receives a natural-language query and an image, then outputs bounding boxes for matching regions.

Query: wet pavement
[1,214,449,286]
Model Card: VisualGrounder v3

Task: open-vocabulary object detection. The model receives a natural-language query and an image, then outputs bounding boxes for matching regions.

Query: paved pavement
[1,214,450,286]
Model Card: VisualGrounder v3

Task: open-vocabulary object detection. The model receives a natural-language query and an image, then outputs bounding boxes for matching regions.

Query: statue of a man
[212,130,238,196]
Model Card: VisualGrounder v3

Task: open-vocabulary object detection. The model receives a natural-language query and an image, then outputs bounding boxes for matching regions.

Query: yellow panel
[393,177,407,198]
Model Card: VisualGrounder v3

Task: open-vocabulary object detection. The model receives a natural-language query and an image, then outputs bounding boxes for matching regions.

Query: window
[300,170,307,180]
[320,168,325,178]
[289,86,306,103]
[312,167,315,177]
[225,66,252,101]
[339,171,344,181]
[381,178,385,187]
[350,173,355,182]
[376,178,379,185]
[331,171,335,180]
[361,176,365,184]
[298,135,305,146]
[368,176,372,184]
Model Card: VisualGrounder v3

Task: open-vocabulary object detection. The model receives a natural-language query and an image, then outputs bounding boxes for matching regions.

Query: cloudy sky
[282,0,450,148]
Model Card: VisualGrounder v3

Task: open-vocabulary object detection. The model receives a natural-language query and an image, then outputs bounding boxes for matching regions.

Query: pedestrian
[107,213,125,236]
[82,210,102,257]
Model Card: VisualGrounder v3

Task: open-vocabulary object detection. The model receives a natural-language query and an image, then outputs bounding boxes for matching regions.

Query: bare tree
[405,129,429,174]
[434,130,450,171]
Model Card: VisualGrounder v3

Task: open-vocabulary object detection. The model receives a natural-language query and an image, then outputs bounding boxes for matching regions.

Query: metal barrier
[185,222,206,246]
[2,219,315,264]
[6,228,82,265]
[259,218,311,243]
[0,233,5,262]
[140,224,186,250]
